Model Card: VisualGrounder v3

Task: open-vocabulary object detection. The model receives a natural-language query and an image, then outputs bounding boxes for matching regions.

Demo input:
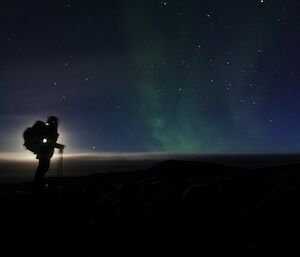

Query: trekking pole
[57,149,63,178]
[60,149,63,177]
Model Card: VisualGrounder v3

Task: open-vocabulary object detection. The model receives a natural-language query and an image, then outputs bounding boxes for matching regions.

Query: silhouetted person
[33,116,65,190]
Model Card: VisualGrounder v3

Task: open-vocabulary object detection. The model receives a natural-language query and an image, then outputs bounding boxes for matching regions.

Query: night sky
[1,0,300,154]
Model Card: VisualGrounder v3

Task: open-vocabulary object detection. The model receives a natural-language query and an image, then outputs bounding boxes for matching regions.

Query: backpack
[23,121,47,154]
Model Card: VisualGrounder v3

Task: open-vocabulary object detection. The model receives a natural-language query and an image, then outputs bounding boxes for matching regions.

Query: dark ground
[0,160,300,256]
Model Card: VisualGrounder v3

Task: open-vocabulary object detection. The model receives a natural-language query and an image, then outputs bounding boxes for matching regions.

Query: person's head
[46,116,59,127]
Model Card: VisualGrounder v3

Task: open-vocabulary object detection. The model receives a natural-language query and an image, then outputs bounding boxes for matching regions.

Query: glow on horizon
[0,151,215,162]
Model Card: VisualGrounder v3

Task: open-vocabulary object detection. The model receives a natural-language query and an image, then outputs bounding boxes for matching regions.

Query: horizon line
[1,151,300,162]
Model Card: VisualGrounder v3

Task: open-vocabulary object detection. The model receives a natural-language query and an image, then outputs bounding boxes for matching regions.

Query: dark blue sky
[1,0,300,153]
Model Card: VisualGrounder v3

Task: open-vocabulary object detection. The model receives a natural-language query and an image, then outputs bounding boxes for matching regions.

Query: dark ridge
[0,160,300,256]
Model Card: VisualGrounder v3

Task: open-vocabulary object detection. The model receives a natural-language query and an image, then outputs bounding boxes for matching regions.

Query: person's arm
[55,143,65,150]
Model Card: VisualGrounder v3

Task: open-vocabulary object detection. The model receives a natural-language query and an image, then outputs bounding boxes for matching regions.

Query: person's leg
[34,158,50,189]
